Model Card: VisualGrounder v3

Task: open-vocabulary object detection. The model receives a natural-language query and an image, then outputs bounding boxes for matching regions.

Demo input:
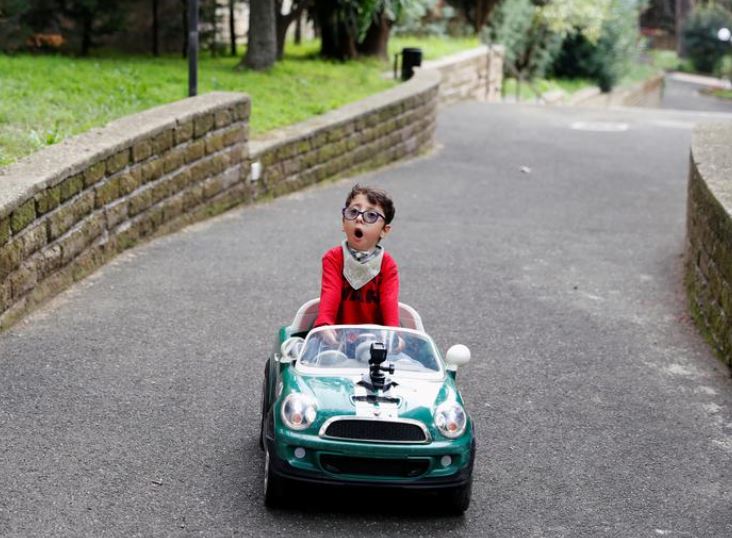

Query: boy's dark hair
[345,184,396,224]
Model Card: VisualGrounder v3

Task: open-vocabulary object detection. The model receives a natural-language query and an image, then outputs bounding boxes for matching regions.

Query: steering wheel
[315,349,349,367]
[353,333,378,362]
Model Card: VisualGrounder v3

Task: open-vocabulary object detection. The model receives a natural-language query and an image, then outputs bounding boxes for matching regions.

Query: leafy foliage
[682,3,732,74]
[551,0,644,92]
[485,0,562,79]
[488,0,644,92]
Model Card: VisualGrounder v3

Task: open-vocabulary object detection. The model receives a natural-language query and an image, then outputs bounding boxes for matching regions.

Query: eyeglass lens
[343,207,382,224]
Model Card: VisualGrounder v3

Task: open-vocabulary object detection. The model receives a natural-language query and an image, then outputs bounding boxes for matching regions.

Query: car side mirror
[280,337,304,363]
[445,344,471,373]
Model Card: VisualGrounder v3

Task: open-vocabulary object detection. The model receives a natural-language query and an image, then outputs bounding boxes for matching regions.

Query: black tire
[259,363,270,451]
[442,477,472,515]
[263,448,286,508]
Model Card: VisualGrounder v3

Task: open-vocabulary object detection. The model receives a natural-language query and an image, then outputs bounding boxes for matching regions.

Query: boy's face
[342,193,391,251]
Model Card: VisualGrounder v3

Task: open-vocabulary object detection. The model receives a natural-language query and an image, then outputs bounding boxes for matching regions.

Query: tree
[488,0,645,92]
[152,0,159,56]
[240,0,277,69]
[275,0,313,59]
[313,0,407,60]
[0,0,34,52]
[229,0,237,55]
[57,0,127,56]
[445,0,501,33]
[550,0,646,91]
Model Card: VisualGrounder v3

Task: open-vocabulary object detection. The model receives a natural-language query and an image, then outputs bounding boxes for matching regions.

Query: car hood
[290,373,457,423]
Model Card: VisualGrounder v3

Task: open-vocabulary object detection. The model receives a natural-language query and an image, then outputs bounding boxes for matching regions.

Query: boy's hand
[320,328,339,347]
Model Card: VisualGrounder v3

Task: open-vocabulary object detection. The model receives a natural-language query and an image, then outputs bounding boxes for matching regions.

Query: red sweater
[314,246,400,327]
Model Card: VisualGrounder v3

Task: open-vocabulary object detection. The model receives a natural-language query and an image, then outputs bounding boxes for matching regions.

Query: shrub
[485,0,562,80]
[551,0,643,92]
[683,3,732,74]
[717,54,732,82]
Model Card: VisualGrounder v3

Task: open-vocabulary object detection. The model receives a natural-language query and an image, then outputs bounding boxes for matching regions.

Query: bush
[551,0,643,92]
[683,4,732,74]
[717,54,732,82]
[485,0,562,80]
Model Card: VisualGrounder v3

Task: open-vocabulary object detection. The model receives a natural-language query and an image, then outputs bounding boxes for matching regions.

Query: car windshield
[298,326,442,376]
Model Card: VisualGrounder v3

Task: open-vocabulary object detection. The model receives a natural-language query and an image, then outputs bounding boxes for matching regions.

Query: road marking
[570,121,629,132]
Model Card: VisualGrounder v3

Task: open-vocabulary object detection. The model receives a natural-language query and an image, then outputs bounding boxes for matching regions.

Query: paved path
[1,103,731,537]
[662,73,732,112]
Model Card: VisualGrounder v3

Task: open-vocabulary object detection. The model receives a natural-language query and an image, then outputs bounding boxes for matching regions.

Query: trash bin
[394,47,422,81]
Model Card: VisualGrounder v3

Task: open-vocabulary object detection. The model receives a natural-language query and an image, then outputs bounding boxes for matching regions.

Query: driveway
[0,102,730,537]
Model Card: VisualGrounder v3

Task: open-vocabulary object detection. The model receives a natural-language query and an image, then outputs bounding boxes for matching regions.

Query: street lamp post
[188,0,199,97]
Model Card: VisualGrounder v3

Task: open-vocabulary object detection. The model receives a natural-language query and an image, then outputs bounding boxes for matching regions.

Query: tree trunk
[316,1,356,60]
[229,0,236,56]
[356,13,391,59]
[295,12,302,44]
[240,0,277,69]
[275,0,312,60]
[181,0,188,58]
[152,0,159,56]
[80,13,93,56]
[675,0,695,56]
[474,0,499,34]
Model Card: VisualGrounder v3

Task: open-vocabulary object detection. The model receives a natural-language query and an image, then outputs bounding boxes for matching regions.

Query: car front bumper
[265,416,475,490]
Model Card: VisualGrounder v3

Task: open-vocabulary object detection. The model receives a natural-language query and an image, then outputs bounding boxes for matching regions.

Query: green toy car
[260,299,475,513]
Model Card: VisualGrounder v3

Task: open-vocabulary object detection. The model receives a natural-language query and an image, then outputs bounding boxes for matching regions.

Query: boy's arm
[314,251,341,327]
[380,256,400,327]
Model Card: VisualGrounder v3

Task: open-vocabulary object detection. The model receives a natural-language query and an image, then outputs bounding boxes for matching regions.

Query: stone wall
[422,45,504,105]
[248,68,441,198]
[0,93,251,329]
[685,122,732,369]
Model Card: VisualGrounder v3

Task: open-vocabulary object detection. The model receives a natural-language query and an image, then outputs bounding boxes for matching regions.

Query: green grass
[709,88,732,100]
[0,36,480,169]
[389,35,481,61]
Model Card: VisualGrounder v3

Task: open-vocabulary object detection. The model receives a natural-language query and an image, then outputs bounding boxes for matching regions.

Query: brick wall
[422,45,504,105]
[685,122,732,369]
[249,68,441,197]
[0,93,250,329]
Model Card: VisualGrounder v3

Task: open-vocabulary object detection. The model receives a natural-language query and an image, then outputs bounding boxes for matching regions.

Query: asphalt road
[661,74,732,113]
[1,102,731,537]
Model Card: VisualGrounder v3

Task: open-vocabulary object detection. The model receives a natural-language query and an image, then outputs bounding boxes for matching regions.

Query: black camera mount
[359,342,397,392]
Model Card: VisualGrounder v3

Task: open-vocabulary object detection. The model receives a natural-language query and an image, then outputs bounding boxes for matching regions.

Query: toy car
[260,299,475,513]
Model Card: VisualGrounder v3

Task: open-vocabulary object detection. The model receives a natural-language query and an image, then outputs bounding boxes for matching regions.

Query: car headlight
[281,393,317,430]
[435,402,467,438]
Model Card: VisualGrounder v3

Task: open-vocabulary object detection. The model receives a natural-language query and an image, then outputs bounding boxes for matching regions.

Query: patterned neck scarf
[342,241,384,290]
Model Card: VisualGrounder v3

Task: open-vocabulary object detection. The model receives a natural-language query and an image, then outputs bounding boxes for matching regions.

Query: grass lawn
[708,88,732,100]
[0,36,479,169]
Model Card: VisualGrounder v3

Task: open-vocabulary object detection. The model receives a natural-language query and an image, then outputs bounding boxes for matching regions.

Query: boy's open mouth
[354,228,364,239]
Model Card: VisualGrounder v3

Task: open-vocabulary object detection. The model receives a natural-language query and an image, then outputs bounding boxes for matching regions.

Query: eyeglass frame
[341,206,386,224]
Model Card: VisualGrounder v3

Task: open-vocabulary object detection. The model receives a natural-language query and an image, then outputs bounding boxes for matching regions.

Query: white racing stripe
[353,376,399,419]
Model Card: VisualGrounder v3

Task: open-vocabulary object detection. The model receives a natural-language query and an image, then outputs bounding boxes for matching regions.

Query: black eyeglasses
[342,206,385,224]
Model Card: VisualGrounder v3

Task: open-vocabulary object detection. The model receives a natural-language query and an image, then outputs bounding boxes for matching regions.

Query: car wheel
[442,477,472,515]
[263,448,286,508]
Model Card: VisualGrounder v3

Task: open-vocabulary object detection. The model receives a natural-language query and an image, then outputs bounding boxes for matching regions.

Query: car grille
[320,455,430,478]
[321,418,428,443]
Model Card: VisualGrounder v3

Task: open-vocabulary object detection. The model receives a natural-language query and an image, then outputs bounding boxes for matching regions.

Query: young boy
[313,184,399,328]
